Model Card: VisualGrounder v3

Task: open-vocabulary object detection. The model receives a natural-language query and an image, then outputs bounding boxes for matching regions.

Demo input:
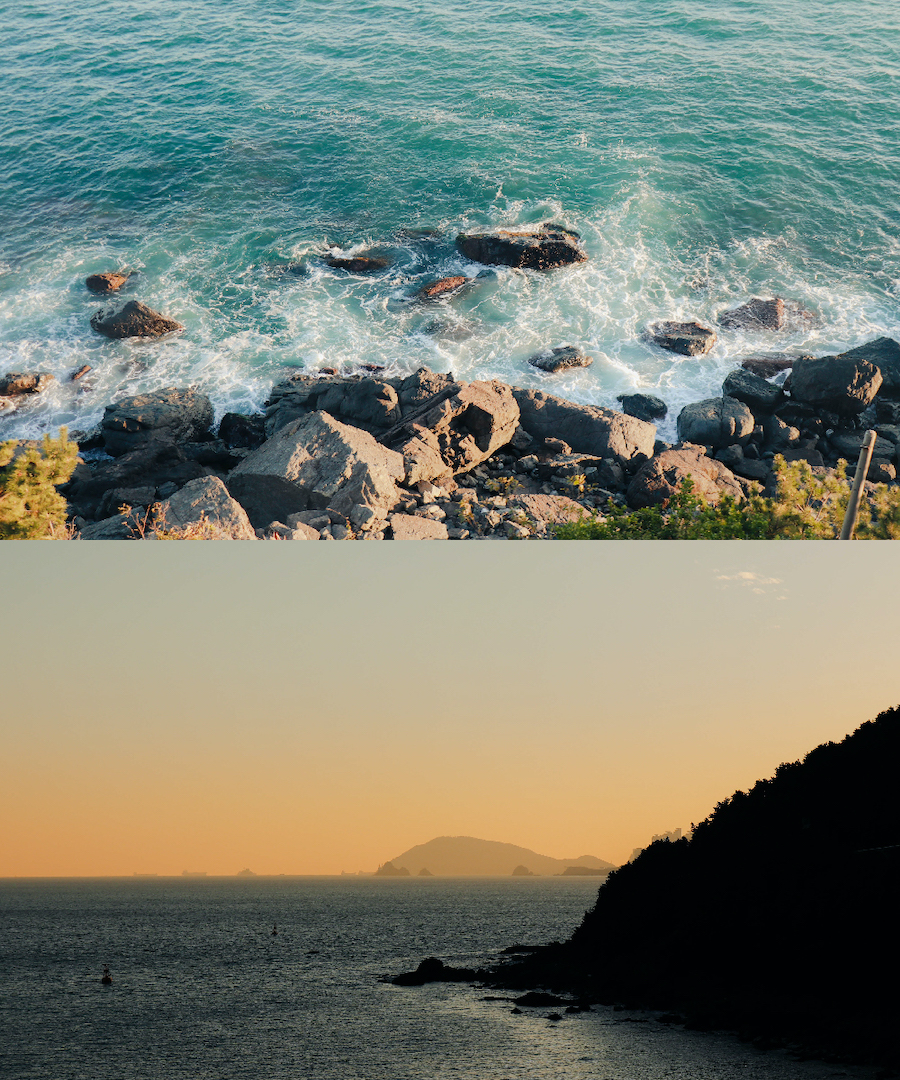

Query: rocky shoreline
[3,224,900,539]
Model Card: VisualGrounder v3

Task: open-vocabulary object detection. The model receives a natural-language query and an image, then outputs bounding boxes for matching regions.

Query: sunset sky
[3,542,897,877]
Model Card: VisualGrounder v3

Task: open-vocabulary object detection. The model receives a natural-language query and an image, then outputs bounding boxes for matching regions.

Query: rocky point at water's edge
[40,330,900,539]
[4,222,900,538]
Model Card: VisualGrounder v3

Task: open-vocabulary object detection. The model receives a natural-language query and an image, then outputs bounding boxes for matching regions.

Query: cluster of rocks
[50,327,900,539]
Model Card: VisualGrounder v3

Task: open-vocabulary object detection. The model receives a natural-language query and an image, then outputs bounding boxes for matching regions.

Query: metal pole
[840,429,877,540]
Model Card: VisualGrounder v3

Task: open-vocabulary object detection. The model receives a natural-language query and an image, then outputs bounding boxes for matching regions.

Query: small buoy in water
[271,924,277,936]
[101,965,112,985]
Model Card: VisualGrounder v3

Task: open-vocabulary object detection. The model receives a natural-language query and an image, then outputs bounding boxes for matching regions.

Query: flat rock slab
[456,225,587,270]
[512,388,656,468]
[649,321,716,356]
[0,372,55,396]
[389,513,448,539]
[228,410,405,529]
[511,493,587,535]
[627,444,746,508]
[85,272,130,293]
[90,300,183,339]
[717,297,818,331]
[101,388,214,456]
[155,476,257,539]
[527,346,592,374]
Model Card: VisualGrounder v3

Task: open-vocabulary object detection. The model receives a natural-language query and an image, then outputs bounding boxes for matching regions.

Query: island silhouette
[375,836,616,877]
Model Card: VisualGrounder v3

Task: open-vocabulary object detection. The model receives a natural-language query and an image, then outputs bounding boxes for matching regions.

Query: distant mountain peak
[382,835,616,877]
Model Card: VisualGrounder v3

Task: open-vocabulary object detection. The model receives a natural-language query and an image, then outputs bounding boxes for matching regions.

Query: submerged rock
[90,300,183,339]
[739,353,799,379]
[416,276,468,299]
[0,371,55,396]
[456,224,587,270]
[324,255,390,273]
[717,297,818,331]
[648,321,716,357]
[527,346,593,374]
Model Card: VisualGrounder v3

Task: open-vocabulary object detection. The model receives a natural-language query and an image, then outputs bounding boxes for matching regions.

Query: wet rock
[648,321,716,356]
[739,353,799,379]
[617,393,667,422]
[527,346,592,373]
[722,369,784,413]
[790,353,883,414]
[456,224,587,270]
[0,371,55,396]
[417,276,468,299]
[70,365,92,382]
[154,476,257,539]
[324,255,390,273]
[717,297,818,331]
[676,397,755,447]
[228,411,405,529]
[626,444,746,508]
[514,992,569,1007]
[391,957,478,986]
[85,271,131,294]
[101,388,214,456]
[512,389,656,470]
[90,300,183,339]
[218,412,267,450]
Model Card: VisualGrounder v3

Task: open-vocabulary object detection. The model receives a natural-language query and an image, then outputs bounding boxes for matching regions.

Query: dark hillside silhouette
[496,706,900,1067]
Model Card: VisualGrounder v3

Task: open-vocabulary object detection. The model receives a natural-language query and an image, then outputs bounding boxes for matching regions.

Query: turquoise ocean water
[2,0,899,442]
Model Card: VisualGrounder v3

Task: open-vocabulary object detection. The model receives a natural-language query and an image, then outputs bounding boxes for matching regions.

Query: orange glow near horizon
[2,542,897,877]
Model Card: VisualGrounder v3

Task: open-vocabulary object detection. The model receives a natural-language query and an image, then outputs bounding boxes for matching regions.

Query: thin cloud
[714,570,785,595]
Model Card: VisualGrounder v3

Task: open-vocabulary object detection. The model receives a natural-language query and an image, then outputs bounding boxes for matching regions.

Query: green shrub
[554,455,900,540]
[0,428,78,539]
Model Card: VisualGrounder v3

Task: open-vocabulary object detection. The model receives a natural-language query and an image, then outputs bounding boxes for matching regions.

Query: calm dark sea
[0,878,877,1080]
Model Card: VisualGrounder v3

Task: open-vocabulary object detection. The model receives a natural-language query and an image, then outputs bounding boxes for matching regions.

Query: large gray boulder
[527,346,592,373]
[790,354,883,414]
[677,396,755,447]
[90,300,183,339]
[395,380,520,483]
[228,411,405,529]
[154,477,256,539]
[101,388,214,456]
[626,444,747,508]
[512,389,656,470]
[838,337,900,394]
[456,224,587,270]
